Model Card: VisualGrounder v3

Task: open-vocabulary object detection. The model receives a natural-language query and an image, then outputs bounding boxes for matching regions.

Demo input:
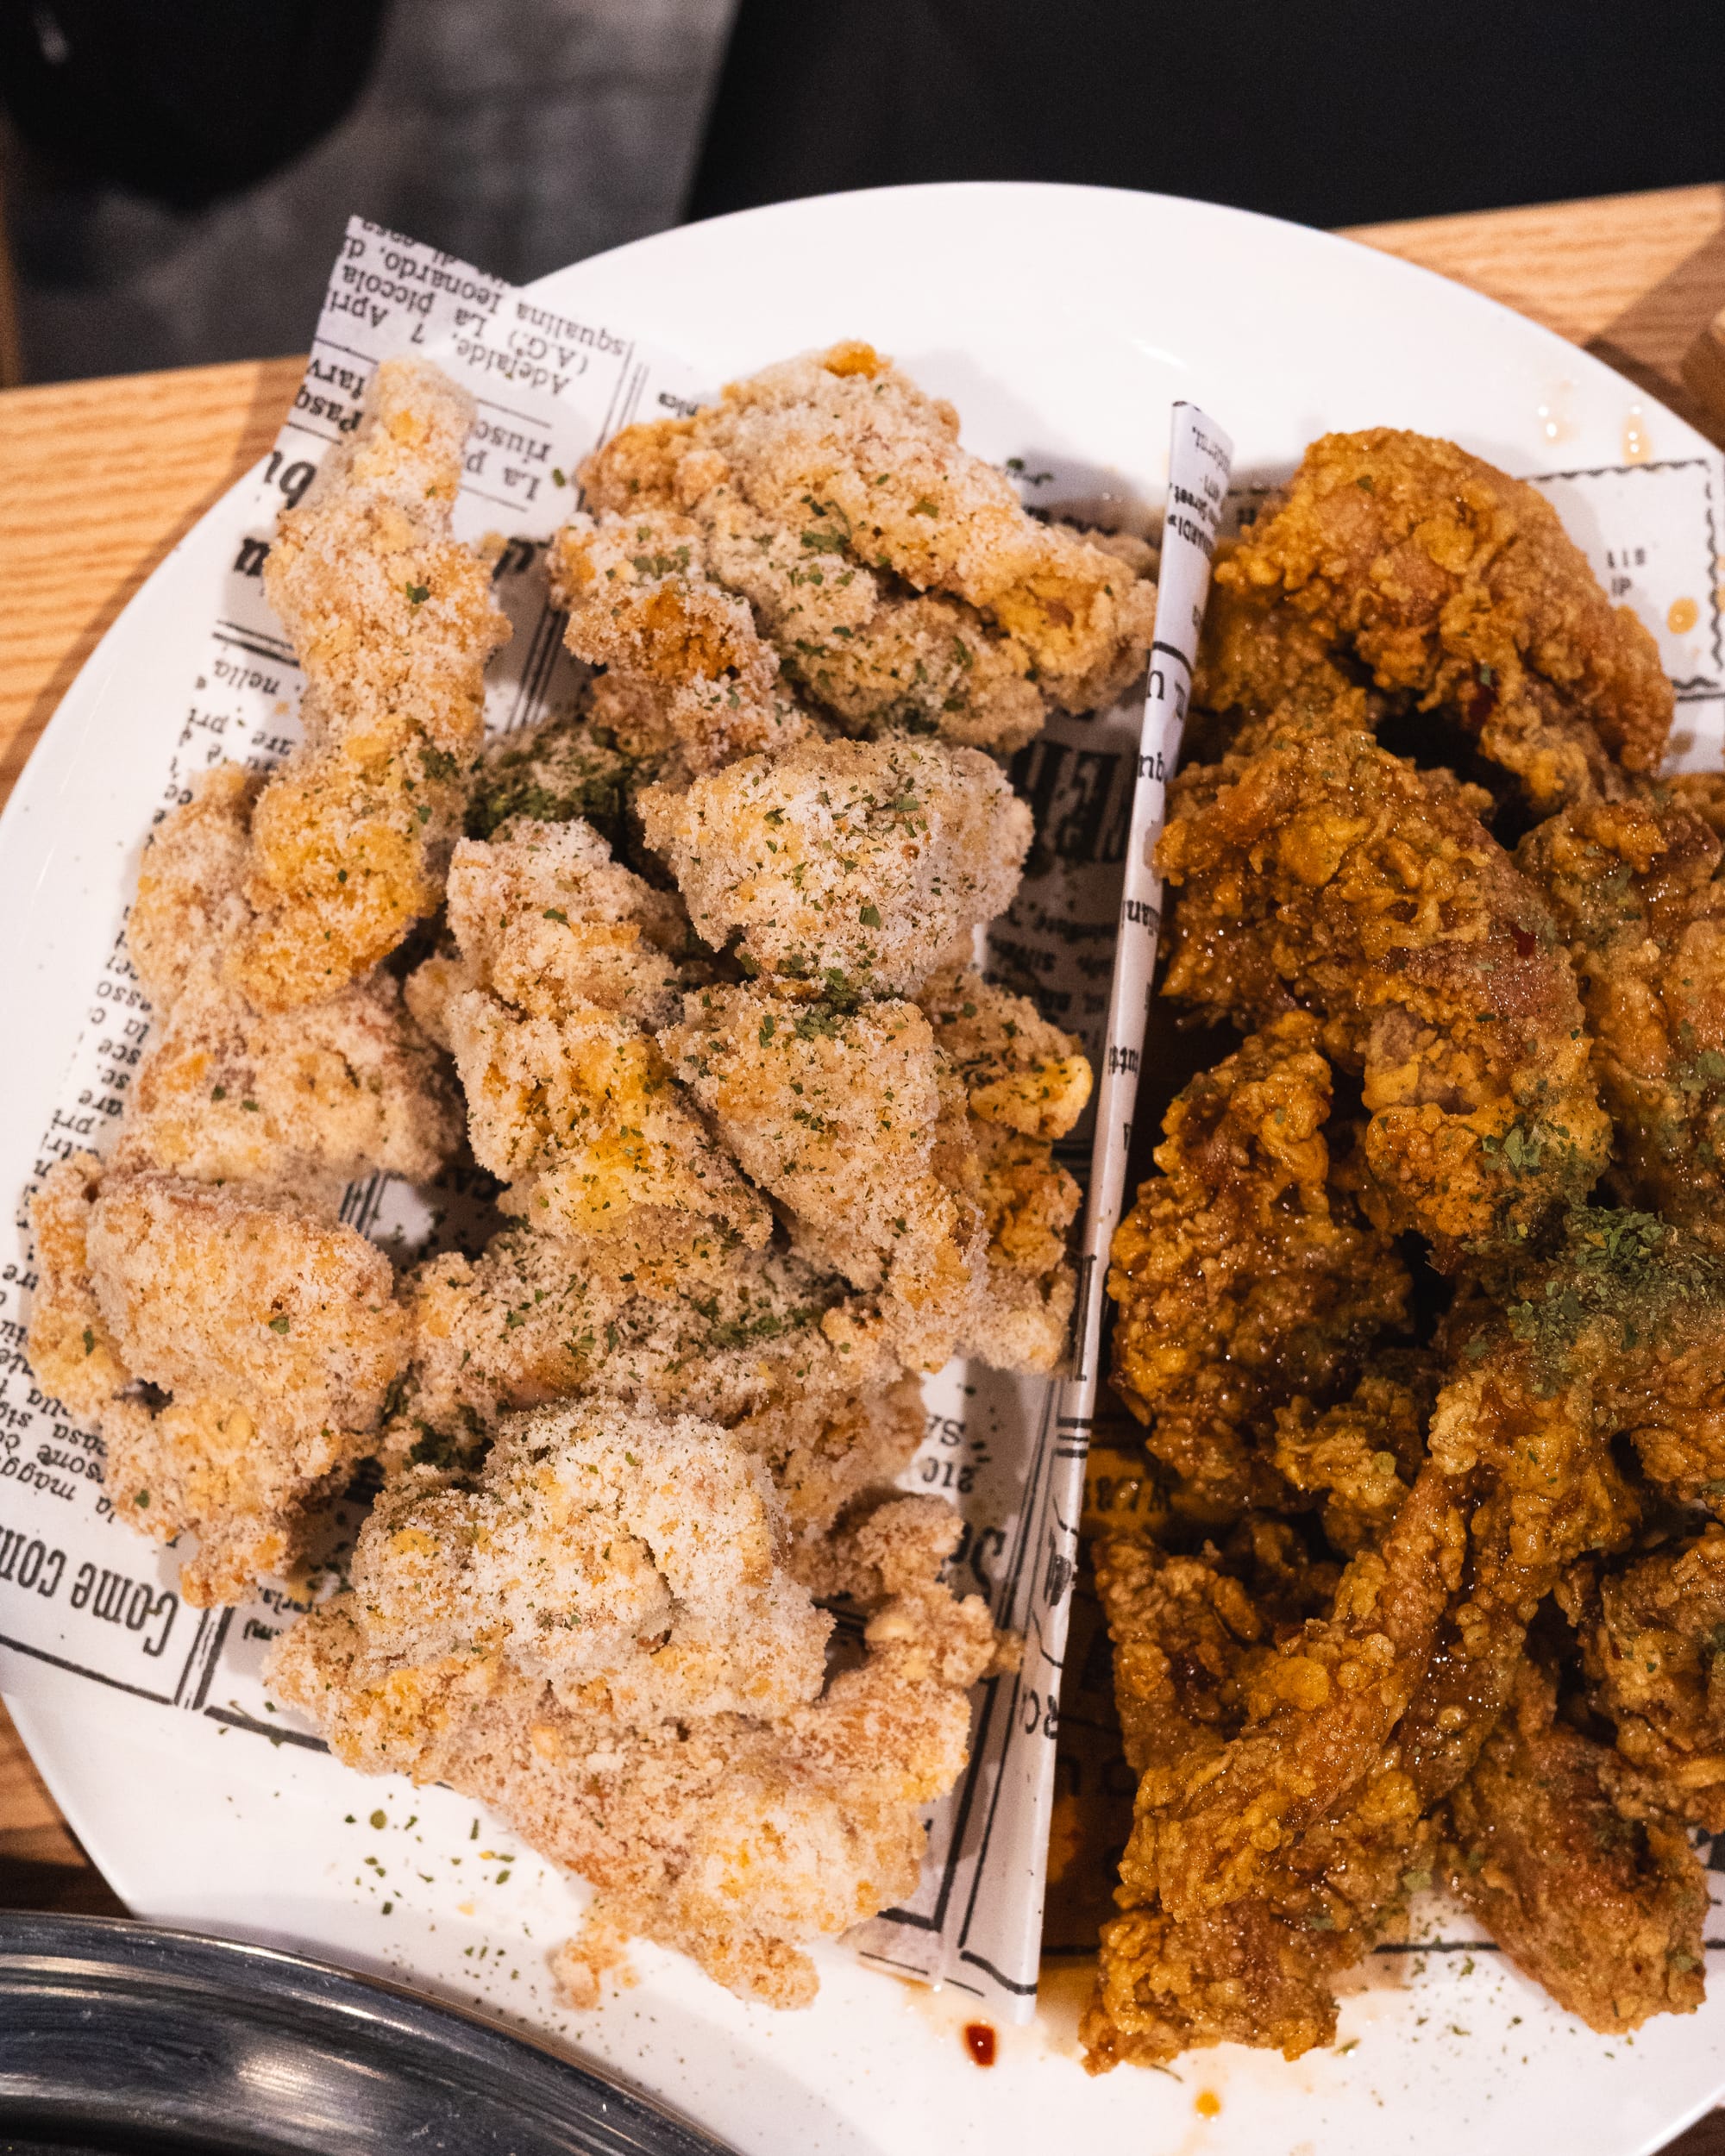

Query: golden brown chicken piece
[127,764,260,1012]
[1158,720,1610,1255]
[269,1404,995,2009]
[548,509,809,779]
[1520,790,1725,1235]
[1214,429,1672,807]
[579,340,1157,730]
[1442,1660,1707,2033]
[408,818,768,1256]
[33,1166,406,1603]
[1107,1016,1411,1517]
[403,1223,919,1557]
[1564,1531,1725,1832]
[234,358,511,1008]
[638,735,1032,1002]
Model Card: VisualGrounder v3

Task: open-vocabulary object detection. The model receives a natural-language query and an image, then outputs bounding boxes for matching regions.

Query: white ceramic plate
[6,183,1724,2156]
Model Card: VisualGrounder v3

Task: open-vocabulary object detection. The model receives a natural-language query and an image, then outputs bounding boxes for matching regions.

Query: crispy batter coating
[403,1224,918,1551]
[128,764,259,1012]
[1565,1532,1725,1831]
[639,735,1031,1001]
[235,358,511,1008]
[915,963,1093,1138]
[662,983,983,1369]
[549,510,809,779]
[1107,1017,1411,1515]
[580,340,1157,724]
[72,1169,405,1602]
[1442,1660,1707,2032]
[1216,430,1672,806]
[116,963,460,1196]
[269,1413,994,2008]
[1520,790,1725,1233]
[1272,1368,1432,1557]
[1158,721,1609,1253]
[464,712,649,849]
[26,1155,133,1422]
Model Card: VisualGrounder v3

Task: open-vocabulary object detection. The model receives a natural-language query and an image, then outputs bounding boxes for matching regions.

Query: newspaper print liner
[3,216,1725,2017]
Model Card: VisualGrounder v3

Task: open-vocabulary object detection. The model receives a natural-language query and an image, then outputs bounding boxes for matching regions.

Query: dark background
[1,0,1722,382]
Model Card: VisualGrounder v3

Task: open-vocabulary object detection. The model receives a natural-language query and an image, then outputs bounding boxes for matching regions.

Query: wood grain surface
[3,185,1725,2142]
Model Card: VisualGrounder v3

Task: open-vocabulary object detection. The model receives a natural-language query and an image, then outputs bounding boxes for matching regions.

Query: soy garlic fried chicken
[1213,430,1672,807]
[270,1402,996,2009]
[1520,787,1725,1234]
[579,340,1157,745]
[236,358,511,1007]
[638,734,1031,1001]
[1564,1532,1725,1831]
[1442,1660,1707,2033]
[1158,719,1609,1255]
[1107,1016,1411,1518]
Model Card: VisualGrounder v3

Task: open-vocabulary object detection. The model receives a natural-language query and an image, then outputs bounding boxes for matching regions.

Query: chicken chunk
[1216,429,1672,807]
[234,358,511,1008]
[1158,719,1609,1255]
[639,735,1031,1000]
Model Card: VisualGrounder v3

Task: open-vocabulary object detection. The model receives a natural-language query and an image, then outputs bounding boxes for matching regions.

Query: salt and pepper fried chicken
[23,344,1103,2009]
[1095,426,1724,2071]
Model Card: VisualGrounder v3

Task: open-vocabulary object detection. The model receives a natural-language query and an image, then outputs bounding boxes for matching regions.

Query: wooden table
[4,186,1725,2145]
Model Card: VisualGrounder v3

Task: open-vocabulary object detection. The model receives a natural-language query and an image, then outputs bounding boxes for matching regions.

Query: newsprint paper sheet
[3,218,1725,2023]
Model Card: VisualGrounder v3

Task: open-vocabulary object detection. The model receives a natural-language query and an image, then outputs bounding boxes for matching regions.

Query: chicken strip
[1107,1016,1411,1518]
[1215,429,1672,807]
[269,1407,994,2009]
[1520,789,1725,1235]
[639,735,1032,1001]
[1442,1659,1707,2033]
[1158,720,1609,1255]
[235,357,511,1008]
[579,340,1157,722]
[1564,1531,1725,1832]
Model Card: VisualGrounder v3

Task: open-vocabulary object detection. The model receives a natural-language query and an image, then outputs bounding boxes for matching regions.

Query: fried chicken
[463,711,649,851]
[638,735,1032,1002]
[578,340,1157,737]
[409,818,768,1255]
[1213,430,1672,807]
[549,508,809,780]
[1442,1659,1707,2033]
[1520,789,1725,1234]
[269,1405,995,2009]
[403,1224,919,1557]
[29,1163,406,1603]
[234,358,511,1008]
[1158,719,1609,1254]
[1107,1016,1411,1517]
[1564,1531,1725,1832]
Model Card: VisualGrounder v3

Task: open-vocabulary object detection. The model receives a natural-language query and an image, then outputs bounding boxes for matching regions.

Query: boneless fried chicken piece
[116,965,460,1197]
[269,1406,995,2009]
[403,1224,919,1551]
[1158,723,1609,1255]
[662,984,983,1369]
[549,509,808,779]
[235,358,511,1008]
[1520,791,1725,1234]
[580,340,1157,725]
[1216,430,1672,807]
[1442,1660,1707,2033]
[127,763,259,1012]
[639,735,1031,1000]
[1564,1531,1725,1830]
[33,1166,405,1603]
[1107,1016,1411,1517]
[463,711,649,849]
